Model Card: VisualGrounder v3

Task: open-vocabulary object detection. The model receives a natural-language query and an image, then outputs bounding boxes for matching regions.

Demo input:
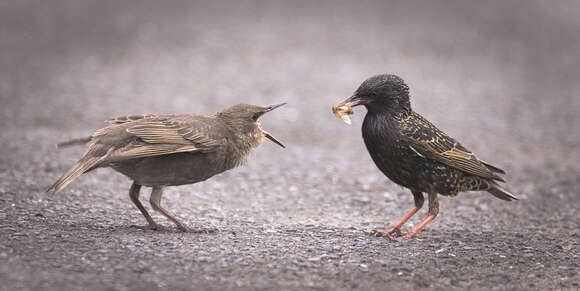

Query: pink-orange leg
[373,207,419,239]
[402,215,436,239]
[373,191,424,239]
[402,192,439,240]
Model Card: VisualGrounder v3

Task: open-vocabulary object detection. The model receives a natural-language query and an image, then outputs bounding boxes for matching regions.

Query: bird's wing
[48,115,224,193]
[94,115,223,162]
[127,117,223,147]
[105,114,157,125]
[400,113,505,181]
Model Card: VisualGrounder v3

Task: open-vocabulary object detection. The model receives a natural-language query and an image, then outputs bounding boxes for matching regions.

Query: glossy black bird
[334,74,516,239]
[48,103,286,232]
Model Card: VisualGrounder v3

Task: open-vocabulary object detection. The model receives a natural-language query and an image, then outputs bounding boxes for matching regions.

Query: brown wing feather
[49,114,224,193]
[101,115,222,162]
[105,114,158,125]
[107,144,199,161]
[402,112,504,181]
[127,122,191,145]
[125,117,222,149]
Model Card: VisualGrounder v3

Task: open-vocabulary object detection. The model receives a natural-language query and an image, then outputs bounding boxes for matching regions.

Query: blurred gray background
[1,1,579,290]
[2,0,580,164]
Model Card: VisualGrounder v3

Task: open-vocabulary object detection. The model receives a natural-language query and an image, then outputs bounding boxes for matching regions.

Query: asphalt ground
[1,1,579,290]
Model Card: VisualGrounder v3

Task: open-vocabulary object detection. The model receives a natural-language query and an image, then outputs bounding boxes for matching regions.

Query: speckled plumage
[336,74,516,239]
[363,109,507,198]
[48,103,285,231]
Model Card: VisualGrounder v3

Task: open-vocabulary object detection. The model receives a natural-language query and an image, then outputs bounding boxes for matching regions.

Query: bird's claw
[175,224,191,232]
[371,228,423,241]
[174,224,215,233]
[401,231,423,241]
[131,223,165,231]
[132,223,217,233]
[185,227,218,234]
[371,227,403,240]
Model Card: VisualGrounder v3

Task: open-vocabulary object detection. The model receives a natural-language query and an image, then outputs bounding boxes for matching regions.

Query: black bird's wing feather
[400,112,505,182]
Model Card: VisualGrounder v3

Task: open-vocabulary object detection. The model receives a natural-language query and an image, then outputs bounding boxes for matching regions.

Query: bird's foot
[131,223,165,231]
[186,227,218,234]
[371,227,403,240]
[401,231,423,241]
[172,222,218,233]
[131,223,216,233]
[174,224,191,232]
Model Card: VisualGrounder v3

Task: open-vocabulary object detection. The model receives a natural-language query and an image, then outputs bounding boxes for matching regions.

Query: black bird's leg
[372,191,424,239]
[129,182,163,230]
[402,192,439,239]
[149,186,191,232]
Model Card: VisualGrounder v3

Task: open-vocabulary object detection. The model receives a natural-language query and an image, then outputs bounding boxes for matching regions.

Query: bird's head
[336,74,411,114]
[217,103,286,148]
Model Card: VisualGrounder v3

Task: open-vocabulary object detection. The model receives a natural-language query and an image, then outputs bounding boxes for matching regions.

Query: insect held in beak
[332,104,354,125]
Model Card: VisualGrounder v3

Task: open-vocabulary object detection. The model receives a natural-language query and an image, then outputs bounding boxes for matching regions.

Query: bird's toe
[176,225,218,233]
[189,227,218,234]
[401,232,423,241]
[131,223,165,231]
[371,228,402,240]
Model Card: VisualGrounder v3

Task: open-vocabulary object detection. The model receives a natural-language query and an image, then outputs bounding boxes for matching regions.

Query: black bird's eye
[252,113,261,121]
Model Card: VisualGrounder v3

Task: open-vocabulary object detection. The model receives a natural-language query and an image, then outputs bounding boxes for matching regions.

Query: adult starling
[48,103,286,232]
[333,74,517,239]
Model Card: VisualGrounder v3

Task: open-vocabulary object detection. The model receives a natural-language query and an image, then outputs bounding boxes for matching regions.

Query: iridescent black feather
[336,74,516,239]
[357,74,516,201]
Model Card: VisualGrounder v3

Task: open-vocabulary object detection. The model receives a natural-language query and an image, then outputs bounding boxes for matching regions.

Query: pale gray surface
[1,1,579,290]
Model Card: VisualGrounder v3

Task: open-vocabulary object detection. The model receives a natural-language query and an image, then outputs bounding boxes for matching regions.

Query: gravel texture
[1,1,579,290]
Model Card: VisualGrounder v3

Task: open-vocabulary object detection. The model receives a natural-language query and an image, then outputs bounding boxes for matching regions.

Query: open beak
[335,95,367,108]
[332,95,369,125]
[261,102,286,149]
[264,131,285,148]
[265,102,287,112]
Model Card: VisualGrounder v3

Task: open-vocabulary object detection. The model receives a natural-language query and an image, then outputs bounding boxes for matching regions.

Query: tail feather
[46,157,101,193]
[56,136,92,148]
[480,160,506,175]
[47,145,110,193]
[486,181,518,201]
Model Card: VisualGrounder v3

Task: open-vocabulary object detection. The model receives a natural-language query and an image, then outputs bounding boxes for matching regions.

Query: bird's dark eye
[252,113,261,121]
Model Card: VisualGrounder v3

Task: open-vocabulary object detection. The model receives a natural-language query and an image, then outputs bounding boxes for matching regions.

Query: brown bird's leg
[373,191,424,239]
[129,182,162,230]
[403,192,439,239]
[149,186,191,232]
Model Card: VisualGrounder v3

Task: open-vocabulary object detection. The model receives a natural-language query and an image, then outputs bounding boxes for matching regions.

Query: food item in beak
[332,104,354,124]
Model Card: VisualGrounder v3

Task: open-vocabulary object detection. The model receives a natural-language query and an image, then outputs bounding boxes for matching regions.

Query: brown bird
[48,103,286,232]
[333,74,517,239]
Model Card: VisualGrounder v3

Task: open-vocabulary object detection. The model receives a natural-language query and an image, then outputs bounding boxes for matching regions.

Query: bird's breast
[362,113,418,187]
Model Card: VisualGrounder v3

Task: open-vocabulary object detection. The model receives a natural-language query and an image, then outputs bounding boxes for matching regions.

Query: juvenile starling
[48,103,286,231]
[333,74,517,239]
